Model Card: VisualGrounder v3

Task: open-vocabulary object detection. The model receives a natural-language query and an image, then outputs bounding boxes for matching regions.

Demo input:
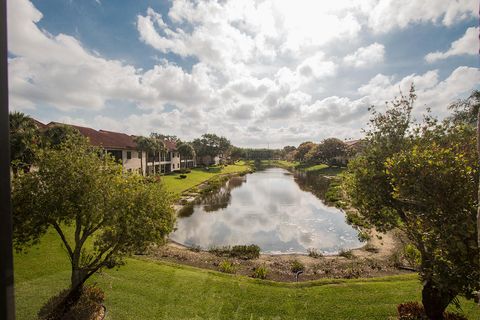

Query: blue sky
[8,0,479,147]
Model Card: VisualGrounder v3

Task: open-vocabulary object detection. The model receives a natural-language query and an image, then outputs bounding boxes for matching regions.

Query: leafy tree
[9,111,39,175]
[448,90,479,126]
[12,137,175,314]
[316,138,348,166]
[229,146,244,162]
[344,86,479,318]
[192,133,231,164]
[294,141,315,162]
[42,124,81,149]
[448,90,480,304]
[177,143,195,169]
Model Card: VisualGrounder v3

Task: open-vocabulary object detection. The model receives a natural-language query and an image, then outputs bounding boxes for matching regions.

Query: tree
[448,90,480,304]
[150,133,166,174]
[294,141,315,162]
[192,133,231,164]
[9,111,39,175]
[42,124,81,149]
[344,86,479,318]
[229,146,244,162]
[134,136,155,175]
[12,137,175,314]
[177,143,195,169]
[316,138,347,166]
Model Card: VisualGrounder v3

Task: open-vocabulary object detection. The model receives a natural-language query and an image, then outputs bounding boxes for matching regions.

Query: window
[127,151,132,160]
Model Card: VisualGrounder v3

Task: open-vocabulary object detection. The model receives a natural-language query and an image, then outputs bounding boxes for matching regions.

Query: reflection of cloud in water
[171,167,361,254]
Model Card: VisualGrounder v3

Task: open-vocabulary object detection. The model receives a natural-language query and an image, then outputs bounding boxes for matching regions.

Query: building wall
[122,150,147,175]
[170,151,181,171]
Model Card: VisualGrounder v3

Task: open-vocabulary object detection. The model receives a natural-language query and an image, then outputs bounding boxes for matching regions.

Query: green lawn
[264,160,344,176]
[162,161,251,195]
[15,229,480,320]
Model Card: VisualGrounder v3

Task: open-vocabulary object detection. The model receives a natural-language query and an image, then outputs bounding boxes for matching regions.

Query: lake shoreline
[148,228,407,282]
[158,165,406,281]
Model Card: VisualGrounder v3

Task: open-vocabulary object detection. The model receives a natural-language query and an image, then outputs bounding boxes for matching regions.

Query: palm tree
[177,143,195,171]
[9,112,39,176]
[150,133,166,175]
[134,136,152,176]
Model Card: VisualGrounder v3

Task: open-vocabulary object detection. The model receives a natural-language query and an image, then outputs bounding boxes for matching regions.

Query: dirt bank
[147,229,411,282]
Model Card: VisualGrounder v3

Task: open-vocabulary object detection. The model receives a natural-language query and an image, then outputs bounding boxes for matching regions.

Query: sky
[7,0,480,148]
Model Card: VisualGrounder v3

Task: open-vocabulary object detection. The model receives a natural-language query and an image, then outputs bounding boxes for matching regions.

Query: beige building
[43,121,195,175]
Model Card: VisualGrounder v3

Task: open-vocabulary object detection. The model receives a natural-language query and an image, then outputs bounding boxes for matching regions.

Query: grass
[14,230,480,320]
[161,161,251,195]
[261,160,345,176]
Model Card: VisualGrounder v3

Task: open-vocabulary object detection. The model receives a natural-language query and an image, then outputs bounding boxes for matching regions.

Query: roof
[344,139,362,147]
[47,122,138,150]
[45,121,178,151]
[32,119,48,130]
[163,139,177,152]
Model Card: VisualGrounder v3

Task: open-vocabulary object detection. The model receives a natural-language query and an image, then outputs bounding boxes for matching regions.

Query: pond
[170,167,362,254]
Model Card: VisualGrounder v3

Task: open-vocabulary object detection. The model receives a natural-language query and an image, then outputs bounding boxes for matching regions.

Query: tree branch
[52,221,74,260]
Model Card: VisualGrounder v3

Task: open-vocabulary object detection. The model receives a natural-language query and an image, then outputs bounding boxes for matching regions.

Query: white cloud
[8,0,152,111]
[363,0,476,33]
[359,67,479,117]
[344,43,385,68]
[425,26,479,63]
[8,0,480,148]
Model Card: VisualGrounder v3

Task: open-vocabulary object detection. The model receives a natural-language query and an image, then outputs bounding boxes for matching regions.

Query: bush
[230,244,260,259]
[218,260,236,274]
[208,244,260,260]
[357,231,371,242]
[38,285,105,320]
[189,245,201,252]
[290,260,305,273]
[339,249,354,259]
[307,248,323,258]
[403,244,421,268]
[252,265,268,279]
[179,174,187,179]
[397,302,467,320]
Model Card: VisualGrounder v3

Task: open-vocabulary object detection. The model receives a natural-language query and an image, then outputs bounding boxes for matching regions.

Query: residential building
[41,121,196,175]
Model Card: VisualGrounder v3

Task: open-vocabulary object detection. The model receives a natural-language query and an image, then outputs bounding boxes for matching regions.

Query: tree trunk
[152,151,156,175]
[47,268,87,320]
[140,150,144,176]
[422,280,454,320]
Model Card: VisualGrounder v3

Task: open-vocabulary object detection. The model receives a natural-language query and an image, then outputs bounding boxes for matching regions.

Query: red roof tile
[45,121,178,151]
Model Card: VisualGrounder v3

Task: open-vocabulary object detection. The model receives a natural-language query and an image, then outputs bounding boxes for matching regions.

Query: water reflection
[294,170,331,201]
[170,167,361,254]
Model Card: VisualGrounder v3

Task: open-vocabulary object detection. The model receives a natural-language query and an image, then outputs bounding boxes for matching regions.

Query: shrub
[403,244,421,268]
[307,248,323,258]
[218,260,236,274]
[290,260,305,273]
[252,265,268,279]
[397,302,467,320]
[344,266,362,279]
[179,174,187,179]
[357,231,371,242]
[338,249,354,259]
[230,244,260,259]
[189,245,201,252]
[38,286,105,320]
[208,244,260,260]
